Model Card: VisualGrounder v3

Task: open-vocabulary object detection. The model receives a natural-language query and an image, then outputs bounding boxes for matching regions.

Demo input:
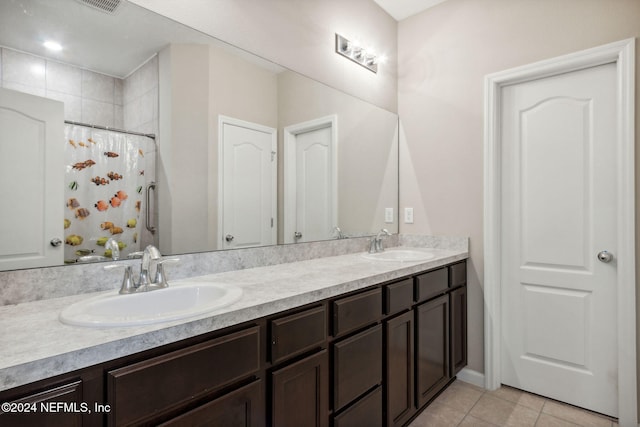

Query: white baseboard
[456,368,485,389]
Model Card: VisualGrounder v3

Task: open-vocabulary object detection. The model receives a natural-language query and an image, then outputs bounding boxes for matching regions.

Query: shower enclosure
[63,122,157,263]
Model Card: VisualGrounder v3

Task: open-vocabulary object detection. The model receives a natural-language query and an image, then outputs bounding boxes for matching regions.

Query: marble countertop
[0,247,467,392]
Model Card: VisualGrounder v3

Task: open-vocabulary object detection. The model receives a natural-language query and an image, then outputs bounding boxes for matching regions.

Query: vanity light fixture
[335,33,380,73]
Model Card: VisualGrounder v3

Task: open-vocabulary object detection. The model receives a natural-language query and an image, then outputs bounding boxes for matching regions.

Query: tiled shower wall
[0,47,158,135]
[123,55,158,135]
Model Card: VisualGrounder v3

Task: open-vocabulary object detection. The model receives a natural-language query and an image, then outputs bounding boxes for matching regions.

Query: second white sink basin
[362,248,436,262]
[59,281,243,328]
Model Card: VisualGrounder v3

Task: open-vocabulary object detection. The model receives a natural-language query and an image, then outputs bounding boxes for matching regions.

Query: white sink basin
[362,248,436,262]
[59,281,243,328]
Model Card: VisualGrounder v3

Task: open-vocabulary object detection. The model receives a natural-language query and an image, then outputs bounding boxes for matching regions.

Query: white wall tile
[82,70,114,103]
[2,49,46,89]
[46,61,81,96]
[114,105,124,129]
[2,80,46,97]
[139,88,157,125]
[123,97,142,129]
[46,90,82,121]
[137,56,158,95]
[82,98,114,127]
[114,78,123,105]
[122,69,139,104]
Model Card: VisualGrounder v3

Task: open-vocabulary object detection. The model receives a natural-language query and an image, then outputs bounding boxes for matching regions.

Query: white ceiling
[373,0,449,21]
[0,0,282,78]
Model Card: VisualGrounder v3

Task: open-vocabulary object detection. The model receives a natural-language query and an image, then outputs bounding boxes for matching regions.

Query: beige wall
[158,43,279,254]
[277,70,399,240]
[158,44,210,255]
[397,0,640,380]
[130,0,398,113]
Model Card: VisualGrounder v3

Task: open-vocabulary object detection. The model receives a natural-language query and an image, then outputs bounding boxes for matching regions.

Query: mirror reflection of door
[219,116,277,250]
[284,116,337,244]
[0,88,64,270]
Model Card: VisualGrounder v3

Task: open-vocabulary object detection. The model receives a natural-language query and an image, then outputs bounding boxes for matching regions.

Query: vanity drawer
[384,278,413,315]
[333,386,382,427]
[332,288,382,337]
[415,268,449,303]
[270,305,326,364]
[333,325,382,411]
[107,326,260,427]
[449,261,467,288]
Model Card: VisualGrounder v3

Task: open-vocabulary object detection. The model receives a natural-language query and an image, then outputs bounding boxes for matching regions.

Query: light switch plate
[404,207,414,224]
[385,208,394,223]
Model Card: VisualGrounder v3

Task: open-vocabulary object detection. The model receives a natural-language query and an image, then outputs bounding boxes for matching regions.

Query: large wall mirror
[0,0,399,271]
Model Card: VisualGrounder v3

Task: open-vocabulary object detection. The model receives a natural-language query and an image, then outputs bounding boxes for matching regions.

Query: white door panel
[283,116,337,244]
[295,127,333,243]
[501,63,617,416]
[221,120,276,249]
[0,88,64,269]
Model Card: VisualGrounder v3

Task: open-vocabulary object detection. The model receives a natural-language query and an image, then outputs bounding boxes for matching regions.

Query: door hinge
[271,218,274,227]
[271,151,276,162]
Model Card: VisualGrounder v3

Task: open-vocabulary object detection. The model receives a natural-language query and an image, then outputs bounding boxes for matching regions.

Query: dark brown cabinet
[333,386,382,427]
[415,294,450,408]
[385,310,414,427]
[0,380,84,427]
[333,325,382,411]
[450,285,468,377]
[0,259,467,427]
[107,326,261,426]
[158,380,262,427]
[271,350,329,427]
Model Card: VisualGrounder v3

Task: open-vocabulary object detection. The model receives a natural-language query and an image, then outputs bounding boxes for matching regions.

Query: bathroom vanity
[0,247,467,426]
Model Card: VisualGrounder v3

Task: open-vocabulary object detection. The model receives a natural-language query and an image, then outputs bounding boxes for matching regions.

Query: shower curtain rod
[64,120,156,140]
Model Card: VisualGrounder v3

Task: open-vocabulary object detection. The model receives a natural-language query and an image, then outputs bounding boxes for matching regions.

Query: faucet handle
[104,264,136,294]
[127,251,143,259]
[154,258,180,288]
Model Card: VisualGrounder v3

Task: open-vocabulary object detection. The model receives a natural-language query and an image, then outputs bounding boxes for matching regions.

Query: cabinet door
[450,286,468,377]
[272,350,328,427]
[158,380,263,427]
[0,380,82,427]
[415,294,450,408]
[385,311,415,427]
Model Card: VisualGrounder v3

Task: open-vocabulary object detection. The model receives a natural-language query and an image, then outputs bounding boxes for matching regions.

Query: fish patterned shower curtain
[63,124,156,263]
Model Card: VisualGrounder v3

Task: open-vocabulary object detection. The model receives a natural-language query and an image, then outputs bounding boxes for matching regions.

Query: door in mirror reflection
[220,117,277,249]
[284,116,337,244]
[0,88,64,270]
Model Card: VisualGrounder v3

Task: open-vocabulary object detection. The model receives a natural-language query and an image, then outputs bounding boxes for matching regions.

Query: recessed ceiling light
[43,40,62,52]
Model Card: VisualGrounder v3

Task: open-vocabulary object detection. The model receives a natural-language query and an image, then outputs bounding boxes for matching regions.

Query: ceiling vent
[75,0,122,14]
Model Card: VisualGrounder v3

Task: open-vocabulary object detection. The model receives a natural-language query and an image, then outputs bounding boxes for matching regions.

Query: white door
[0,88,64,270]
[284,117,337,244]
[220,118,276,249]
[500,63,617,416]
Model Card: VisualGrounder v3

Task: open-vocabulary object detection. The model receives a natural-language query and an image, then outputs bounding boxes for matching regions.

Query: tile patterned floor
[408,380,618,427]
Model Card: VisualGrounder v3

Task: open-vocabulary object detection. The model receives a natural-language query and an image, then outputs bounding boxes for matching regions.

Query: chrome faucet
[104,238,120,261]
[105,245,179,294]
[138,245,162,290]
[333,226,346,240]
[369,229,391,253]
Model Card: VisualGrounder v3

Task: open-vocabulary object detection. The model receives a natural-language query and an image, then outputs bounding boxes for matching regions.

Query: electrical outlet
[385,208,394,223]
[404,207,414,224]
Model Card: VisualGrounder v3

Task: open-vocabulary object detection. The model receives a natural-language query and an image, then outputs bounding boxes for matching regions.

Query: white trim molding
[483,38,636,424]
[456,368,485,390]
